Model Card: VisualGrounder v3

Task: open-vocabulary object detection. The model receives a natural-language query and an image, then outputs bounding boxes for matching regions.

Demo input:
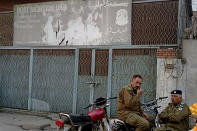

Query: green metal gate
[75,48,157,116]
[76,49,109,115]
[0,48,157,117]
[0,50,30,109]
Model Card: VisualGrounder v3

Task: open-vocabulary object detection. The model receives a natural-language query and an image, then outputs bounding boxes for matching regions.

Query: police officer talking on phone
[117,74,150,131]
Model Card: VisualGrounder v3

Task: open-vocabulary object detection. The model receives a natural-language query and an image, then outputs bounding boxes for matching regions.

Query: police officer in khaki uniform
[117,74,150,131]
[155,90,191,131]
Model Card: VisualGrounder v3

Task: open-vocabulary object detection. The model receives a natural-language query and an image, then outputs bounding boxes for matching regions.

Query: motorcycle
[55,97,117,131]
[55,96,168,131]
[111,96,168,131]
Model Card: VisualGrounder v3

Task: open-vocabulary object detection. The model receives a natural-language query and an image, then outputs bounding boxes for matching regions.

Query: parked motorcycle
[55,96,168,131]
[55,97,117,131]
[111,96,168,131]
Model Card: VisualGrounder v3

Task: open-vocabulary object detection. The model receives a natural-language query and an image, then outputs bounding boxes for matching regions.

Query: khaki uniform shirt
[117,84,143,121]
[159,102,191,131]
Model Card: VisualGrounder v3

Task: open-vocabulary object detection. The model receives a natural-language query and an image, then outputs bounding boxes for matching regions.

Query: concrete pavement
[0,108,59,131]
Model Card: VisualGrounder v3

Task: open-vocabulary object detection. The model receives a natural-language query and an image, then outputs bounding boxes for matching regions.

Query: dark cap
[171,90,182,95]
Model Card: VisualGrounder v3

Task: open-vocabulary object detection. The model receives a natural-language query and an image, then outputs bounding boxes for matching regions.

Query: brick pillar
[157,49,178,59]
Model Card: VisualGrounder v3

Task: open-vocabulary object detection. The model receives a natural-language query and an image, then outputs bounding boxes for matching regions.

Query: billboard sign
[14,0,131,46]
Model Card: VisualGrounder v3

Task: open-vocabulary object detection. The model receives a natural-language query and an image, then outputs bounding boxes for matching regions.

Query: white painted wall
[157,40,197,111]
[192,0,197,11]
[156,58,186,112]
[183,40,197,106]
[14,0,132,46]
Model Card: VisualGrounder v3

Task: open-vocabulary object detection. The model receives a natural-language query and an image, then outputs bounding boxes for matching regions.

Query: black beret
[171,90,182,95]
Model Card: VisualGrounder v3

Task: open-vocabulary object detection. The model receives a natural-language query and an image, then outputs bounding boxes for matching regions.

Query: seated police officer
[117,75,150,131]
[155,90,191,131]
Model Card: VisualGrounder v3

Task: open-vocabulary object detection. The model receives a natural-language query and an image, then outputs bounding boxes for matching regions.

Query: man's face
[171,94,182,104]
[131,77,142,90]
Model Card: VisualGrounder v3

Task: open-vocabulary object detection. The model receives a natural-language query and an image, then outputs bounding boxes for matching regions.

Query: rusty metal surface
[0,13,13,46]
[132,1,178,45]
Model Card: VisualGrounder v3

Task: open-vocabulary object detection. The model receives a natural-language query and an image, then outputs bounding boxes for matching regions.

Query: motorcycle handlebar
[84,97,118,109]
[158,96,168,100]
[142,96,168,107]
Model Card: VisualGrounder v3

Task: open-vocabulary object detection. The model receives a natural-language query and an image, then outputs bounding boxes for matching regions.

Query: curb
[0,107,60,121]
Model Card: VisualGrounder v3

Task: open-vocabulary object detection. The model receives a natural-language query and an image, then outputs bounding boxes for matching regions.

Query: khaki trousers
[155,125,180,131]
[125,113,150,131]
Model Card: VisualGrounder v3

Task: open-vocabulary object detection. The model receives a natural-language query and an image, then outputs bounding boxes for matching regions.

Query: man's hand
[137,88,142,95]
[142,112,149,119]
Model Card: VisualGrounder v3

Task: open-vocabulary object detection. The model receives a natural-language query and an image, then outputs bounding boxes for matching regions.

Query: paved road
[0,109,59,131]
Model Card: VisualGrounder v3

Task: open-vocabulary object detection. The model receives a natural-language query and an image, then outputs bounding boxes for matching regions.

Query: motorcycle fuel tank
[88,108,105,122]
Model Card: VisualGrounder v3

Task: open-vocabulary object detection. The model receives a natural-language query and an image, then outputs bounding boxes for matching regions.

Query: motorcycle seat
[64,114,91,125]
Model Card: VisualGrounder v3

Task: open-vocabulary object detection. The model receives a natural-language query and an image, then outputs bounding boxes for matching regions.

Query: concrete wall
[156,58,186,111]
[14,0,132,46]
[157,40,197,111]
[183,40,197,106]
